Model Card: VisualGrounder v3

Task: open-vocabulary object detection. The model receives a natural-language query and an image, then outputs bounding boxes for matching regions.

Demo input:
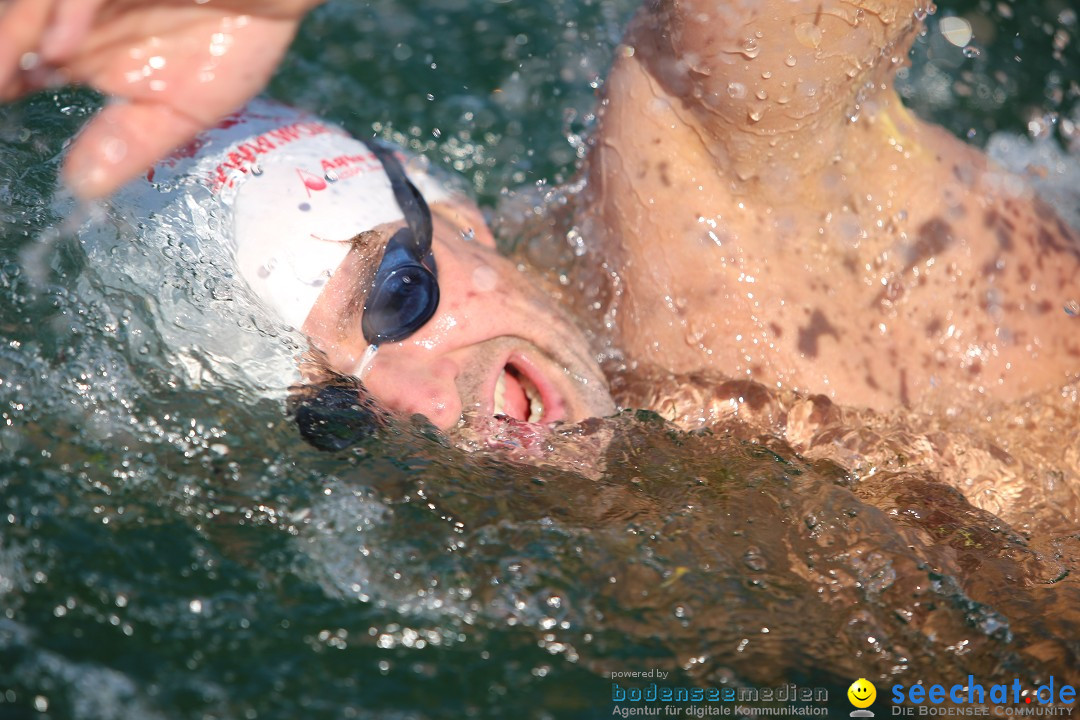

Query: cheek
[363,355,464,429]
[444,256,512,309]
[433,239,546,323]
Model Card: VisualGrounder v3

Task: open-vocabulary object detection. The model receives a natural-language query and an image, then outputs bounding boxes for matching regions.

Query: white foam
[986,114,1080,231]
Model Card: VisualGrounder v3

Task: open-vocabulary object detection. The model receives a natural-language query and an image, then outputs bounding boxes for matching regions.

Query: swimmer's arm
[0,0,325,199]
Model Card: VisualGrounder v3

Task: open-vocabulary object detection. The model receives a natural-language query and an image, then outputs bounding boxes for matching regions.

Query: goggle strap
[362,140,433,255]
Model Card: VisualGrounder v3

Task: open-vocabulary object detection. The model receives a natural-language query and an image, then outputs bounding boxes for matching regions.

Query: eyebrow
[340,228,391,323]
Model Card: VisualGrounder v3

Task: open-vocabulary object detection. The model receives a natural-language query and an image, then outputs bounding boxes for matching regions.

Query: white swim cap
[140,99,448,329]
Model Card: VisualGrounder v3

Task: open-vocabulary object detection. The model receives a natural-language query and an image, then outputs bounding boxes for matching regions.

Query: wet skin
[301,0,1079,431]
[584,0,1080,411]
[300,199,617,434]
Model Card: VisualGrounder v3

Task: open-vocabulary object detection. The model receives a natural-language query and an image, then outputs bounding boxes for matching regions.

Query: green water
[1,1,1079,719]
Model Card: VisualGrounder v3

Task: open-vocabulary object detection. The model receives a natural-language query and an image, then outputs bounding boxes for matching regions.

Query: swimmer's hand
[0,0,325,199]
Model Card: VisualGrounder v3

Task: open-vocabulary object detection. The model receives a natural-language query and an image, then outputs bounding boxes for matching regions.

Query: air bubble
[962,45,981,58]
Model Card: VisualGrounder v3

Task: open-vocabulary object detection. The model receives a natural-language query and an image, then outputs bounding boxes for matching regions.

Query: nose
[361,349,463,430]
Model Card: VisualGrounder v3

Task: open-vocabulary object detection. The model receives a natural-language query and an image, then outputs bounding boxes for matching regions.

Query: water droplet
[1064,300,1080,316]
[324,169,338,183]
[784,55,797,67]
[257,258,277,279]
[795,23,823,49]
[251,163,263,176]
[940,16,973,46]
[727,82,747,99]
[208,31,232,57]
[761,70,773,79]
[744,546,767,571]
[748,108,763,123]
[755,89,768,100]
[962,45,982,58]
[102,136,128,164]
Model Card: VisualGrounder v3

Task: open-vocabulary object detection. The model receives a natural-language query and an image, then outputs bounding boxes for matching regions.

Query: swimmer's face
[301,197,617,434]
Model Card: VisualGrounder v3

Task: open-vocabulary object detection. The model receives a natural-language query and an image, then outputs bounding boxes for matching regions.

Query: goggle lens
[360,142,440,346]
[361,230,439,344]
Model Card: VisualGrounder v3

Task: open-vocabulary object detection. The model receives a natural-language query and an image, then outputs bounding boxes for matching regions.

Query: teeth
[492,367,545,423]
[521,374,544,423]
[494,368,507,416]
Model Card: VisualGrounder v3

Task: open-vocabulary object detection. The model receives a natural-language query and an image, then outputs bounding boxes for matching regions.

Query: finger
[61,100,204,199]
[0,0,57,99]
[40,0,108,64]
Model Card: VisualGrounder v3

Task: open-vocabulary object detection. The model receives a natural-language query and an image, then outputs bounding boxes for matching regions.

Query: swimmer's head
[213,111,615,440]
[129,101,615,442]
[293,166,616,439]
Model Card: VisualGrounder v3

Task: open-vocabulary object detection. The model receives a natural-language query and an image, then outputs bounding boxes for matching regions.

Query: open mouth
[494,364,544,422]
[490,356,564,425]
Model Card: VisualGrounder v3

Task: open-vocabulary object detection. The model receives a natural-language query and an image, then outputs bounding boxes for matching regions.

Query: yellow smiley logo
[848,678,877,709]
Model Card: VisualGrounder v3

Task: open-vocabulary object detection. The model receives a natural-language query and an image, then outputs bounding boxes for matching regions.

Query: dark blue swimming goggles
[293,143,440,451]
[360,141,440,345]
